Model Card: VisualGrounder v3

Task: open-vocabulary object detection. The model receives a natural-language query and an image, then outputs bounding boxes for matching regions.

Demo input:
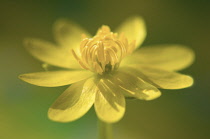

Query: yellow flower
[19,16,194,123]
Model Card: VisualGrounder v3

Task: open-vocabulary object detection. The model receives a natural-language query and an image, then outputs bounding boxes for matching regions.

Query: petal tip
[98,116,123,123]
[48,108,79,123]
[144,90,162,101]
[185,75,194,88]
[18,74,28,82]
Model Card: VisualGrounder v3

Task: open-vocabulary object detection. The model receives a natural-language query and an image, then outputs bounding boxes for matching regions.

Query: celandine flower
[19,16,194,123]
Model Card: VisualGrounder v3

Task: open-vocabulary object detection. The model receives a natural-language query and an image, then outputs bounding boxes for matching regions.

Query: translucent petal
[19,70,93,87]
[53,19,91,50]
[130,66,194,89]
[24,38,81,69]
[111,68,161,100]
[48,78,96,122]
[94,78,125,123]
[115,16,146,48]
[122,45,195,71]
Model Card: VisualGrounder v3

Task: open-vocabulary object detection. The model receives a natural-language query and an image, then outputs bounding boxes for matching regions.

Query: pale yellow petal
[122,45,195,71]
[24,38,81,69]
[115,16,146,48]
[19,70,93,87]
[53,19,91,50]
[48,78,96,122]
[111,68,161,100]
[94,78,125,123]
[131,66,194,89]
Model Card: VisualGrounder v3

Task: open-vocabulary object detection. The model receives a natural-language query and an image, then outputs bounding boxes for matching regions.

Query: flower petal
[53,19,91,49]
[48,78,96,122]
[115,16,146,48]
[24,38,81,69]
[19,70,93,87]
[122,45,195,71]
[94,78,125,123]
[111,69,161,100]
[129,66,194,89]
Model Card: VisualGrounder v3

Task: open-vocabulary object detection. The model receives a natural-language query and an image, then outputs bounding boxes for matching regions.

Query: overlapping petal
[19,70,93,87]
[48,78,96,122]
[94,78,125,123]
[53,19,91,51]
[122,45,195,71]
[127,66,193,89]
[116,16,146,49]
[111,69,161,100]
[24,38,81,69]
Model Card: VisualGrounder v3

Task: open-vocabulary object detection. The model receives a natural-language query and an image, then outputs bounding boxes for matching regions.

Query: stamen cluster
[72,25,136,75]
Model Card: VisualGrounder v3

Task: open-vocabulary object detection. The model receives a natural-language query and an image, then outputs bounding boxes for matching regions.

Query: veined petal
[48,78,96,122]
[122,45,195,71]
[24,38,81,69]
[94,78,125,123]
[53,19,91,50]
[115,16,146,49]
[130,66,194,89]
[19,70,93,87]
[111,69,161,100]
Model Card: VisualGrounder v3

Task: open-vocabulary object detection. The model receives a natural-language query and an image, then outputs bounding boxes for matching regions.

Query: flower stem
[98,119,113,139]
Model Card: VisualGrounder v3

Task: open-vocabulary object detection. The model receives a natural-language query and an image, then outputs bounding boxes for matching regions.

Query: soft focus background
[0,0,210,139]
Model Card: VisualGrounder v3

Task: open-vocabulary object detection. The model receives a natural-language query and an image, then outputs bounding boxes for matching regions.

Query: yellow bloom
[19,16,194,123]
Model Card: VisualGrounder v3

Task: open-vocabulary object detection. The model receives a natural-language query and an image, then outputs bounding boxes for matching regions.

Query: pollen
[72,25,136,75]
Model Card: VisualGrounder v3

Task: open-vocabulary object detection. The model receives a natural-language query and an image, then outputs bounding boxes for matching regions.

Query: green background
[0,0,210,139]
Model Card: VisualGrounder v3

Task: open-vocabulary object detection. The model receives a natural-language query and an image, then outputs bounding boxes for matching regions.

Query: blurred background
[0,0,210,139]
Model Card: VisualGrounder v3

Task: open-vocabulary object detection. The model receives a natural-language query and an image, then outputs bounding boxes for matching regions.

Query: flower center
[72,25,136,75]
